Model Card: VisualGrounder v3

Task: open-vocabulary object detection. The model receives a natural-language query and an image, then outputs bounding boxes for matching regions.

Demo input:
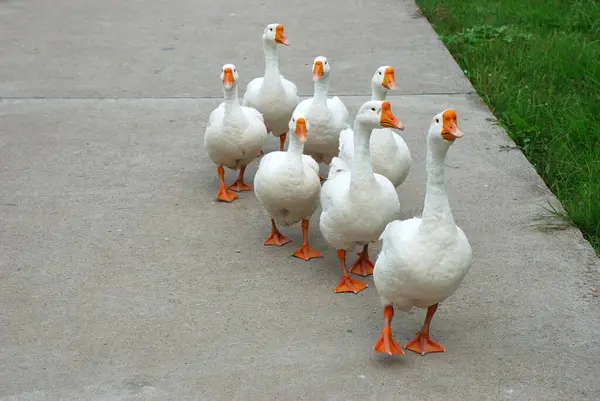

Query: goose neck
[371,84,388,101]
[349,120,377,190]
[313,78,329,105]
[286,133,304,163]
[223,85,242,117]
[421,140,455,229]
[263,41,280,83]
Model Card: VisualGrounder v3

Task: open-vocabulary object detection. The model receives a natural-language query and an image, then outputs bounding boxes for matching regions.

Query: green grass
[415,0,600,251]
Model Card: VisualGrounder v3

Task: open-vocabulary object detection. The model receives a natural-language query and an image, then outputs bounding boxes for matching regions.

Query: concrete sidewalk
[1,1,599,400]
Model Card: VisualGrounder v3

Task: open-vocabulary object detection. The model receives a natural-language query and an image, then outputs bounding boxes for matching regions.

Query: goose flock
[204,23,473,357]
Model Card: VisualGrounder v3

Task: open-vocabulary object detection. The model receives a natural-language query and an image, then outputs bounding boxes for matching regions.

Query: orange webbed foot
[350,245,374,276]
[215,165,237,202]
[292,245,323,261]
[228,165,252,192]
[227,180,253,192]
[373,326,404,356]
[350,254,374,277]
[405,333,445,355]
[216,186,238,202]
[334,275,368,294]
[264,232,292,246]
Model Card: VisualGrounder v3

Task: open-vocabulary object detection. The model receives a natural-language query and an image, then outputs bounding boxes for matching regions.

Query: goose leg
[279,133,287,151]
[216,165,238,202]
[292,219,323,261]
[350,244,375,276]
[373,305,404,356]
[334,249,368,294]
[227,165,253,192]
[405,303,445,355]
[264,219,292,246]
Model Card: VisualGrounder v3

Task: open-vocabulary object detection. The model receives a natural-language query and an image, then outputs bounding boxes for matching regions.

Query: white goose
[204,64,268,202]
[372,109,472,356]
[338,66,412,188]
[242,23,299,152]
[253,109,322,260]
[293,56,350,179]
[319,100,403,293]
[323,90,407,279]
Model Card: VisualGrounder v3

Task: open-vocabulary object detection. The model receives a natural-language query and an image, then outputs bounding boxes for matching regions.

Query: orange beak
[441,109,464,141]
[382,67,397,90]
[222,68,234,89]
[380,101,405,130]
[295,118,307,142]
[312,61,324,81]
[274,25,289,46]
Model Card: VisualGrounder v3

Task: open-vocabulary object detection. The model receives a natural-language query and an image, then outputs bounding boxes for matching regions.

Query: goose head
[428,109,464,148]
[292,116,308,143]
[355,100,405,131]
[263,23,289,46]
[220,63,239,90]
[372,66,397,92]
[312,56,331,82]
[288,109,310,143]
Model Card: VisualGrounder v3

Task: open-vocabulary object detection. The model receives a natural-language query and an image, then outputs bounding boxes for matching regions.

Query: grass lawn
[415,0,600,251]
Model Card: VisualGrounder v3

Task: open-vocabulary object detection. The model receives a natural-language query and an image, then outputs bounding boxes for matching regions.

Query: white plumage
[375,217,471,310]
[254,109,323,260]
[204,101,267,170]
[293,56,350,168]
[319,164,400,250]
[242,23,299,151]
[337,66,411,188]
[318,100,403,293]
[204,64,268,202]
[254,115,320,227]
[372,108,472,357]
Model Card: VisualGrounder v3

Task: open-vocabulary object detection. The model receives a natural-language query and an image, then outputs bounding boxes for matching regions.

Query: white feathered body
[338,128,411,188]
[319,158,401,250]
[204,102,268,170]
[254,149,321,227]
[294,97,350,164]
[373,217,472,311]
[242,77,299,137]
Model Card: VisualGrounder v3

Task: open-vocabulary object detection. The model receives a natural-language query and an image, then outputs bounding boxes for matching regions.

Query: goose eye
[371,108,376,111]
[378,71,382,75]
[269,28,273,31]
[435,118,440,123]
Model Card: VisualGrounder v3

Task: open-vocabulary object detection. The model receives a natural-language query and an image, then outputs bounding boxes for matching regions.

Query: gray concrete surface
[1,1,599,400]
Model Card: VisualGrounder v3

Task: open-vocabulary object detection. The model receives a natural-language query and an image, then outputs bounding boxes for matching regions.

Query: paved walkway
[1,1,599,400]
